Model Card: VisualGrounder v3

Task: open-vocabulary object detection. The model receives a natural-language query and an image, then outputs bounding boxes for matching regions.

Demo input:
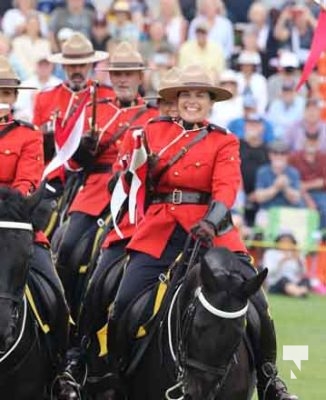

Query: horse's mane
[0,187,30,222]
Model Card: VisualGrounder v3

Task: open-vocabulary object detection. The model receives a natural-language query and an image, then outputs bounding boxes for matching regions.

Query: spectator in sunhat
[237,50,268,114]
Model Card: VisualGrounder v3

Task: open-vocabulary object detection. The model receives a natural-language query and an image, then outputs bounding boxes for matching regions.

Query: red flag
[128,129,148,224]
[297,9,326,90]
[42,91,90,179]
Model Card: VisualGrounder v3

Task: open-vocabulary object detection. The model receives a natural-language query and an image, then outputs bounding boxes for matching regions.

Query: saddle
[26,269,69,360]
[79,253,127,338]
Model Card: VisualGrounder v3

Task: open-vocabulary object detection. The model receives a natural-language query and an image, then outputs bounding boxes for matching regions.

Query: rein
[0,296,27,363]
[166,282,248,400]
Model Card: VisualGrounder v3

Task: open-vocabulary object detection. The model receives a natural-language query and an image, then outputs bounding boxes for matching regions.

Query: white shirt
[237,72,268,114]
[1,9,48,38]
[188,15,234,59]
[209,96,244,128]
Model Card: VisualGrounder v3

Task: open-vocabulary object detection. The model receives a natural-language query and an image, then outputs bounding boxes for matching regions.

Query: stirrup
[258,362,299,400]
[51,369,85,400]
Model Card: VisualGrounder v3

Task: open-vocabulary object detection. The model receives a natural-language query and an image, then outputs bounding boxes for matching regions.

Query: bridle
[0,221,33,303]
[166,281,248,400]
[0,221,33,361]
[0,221,33,231]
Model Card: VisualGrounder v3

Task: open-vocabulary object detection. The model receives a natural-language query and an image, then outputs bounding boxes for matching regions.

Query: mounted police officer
[0,55,69,362]
[55,41,158,314]
[32,32,111,238]
[107,64,298,400]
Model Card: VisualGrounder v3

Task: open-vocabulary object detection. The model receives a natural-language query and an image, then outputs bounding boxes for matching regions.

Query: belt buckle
[172,189,182,205]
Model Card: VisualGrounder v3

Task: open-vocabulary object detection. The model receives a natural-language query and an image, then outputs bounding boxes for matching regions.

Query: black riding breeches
[57,212,99,269]
[90,240,129,283]
[29,244,66,296]
[112,225,188,321]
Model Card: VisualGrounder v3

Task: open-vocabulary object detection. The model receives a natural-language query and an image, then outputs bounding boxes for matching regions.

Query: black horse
[122,247,267,400]
[0,187,57,399]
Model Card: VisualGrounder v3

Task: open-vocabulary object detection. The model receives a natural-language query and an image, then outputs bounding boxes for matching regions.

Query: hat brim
[144,94,162,101]
[159,85,232,102]
[47,51,108,65]
[0,85,37,90]
[97,65,147,71]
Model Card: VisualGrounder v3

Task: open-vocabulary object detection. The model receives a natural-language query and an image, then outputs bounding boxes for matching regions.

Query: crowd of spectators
[1,0,326,296]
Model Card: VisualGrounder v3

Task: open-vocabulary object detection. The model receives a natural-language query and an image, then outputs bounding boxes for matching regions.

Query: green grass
[253,294,326,400]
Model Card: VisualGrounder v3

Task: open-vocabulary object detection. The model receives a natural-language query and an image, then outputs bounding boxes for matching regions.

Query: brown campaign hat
[48,32,108,65]
[145,67,181,101]
[158,64,232,102]
[99,41,146,71]
[0,55,36,89]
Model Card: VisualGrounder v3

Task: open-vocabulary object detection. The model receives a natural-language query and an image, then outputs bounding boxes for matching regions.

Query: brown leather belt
[150,189,210,205]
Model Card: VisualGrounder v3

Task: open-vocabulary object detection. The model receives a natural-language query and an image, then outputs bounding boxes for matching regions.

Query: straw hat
[158,64,232,102]
[48,32,108,65]
[99,41,146,71]
[0,56,36,89]
[112,0,132,15]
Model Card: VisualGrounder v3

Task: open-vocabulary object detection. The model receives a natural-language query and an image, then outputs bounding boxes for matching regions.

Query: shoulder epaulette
[148,116,174,123]
[207,123,230,134]
[14,119,38,130]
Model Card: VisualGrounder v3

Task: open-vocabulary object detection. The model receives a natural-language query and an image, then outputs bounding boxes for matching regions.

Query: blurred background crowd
[1,0,326,296]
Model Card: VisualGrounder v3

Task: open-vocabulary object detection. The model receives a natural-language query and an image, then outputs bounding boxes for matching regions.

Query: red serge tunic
[33,81,114,183]
[68,99,158,216]
[0,118,47,244]
[105,118,247,257]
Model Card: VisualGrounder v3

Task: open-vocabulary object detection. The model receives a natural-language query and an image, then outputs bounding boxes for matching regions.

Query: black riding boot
[251,290,298,400]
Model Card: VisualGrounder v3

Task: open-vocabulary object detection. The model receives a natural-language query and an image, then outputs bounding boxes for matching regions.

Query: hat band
[62,50,95,59]
[182,81,214,88]
[0,78,21,86]
[108,62,144,68]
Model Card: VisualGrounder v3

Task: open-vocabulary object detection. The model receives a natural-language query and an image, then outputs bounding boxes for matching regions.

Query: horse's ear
[200,252,218,292]
[240,268,268,299]
[25,180,47,212]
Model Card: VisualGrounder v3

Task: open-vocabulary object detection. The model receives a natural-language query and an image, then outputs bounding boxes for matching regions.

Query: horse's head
[179,247,267,400]
[0,186,43,352]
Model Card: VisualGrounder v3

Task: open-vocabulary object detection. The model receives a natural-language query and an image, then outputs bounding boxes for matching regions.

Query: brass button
[4,149,10,154]
[118,122,123,127]
[174,171,179,176]
[195,161,201,167]
[171,206,175,211]
[185,134,190,138]
[117,139,121,145]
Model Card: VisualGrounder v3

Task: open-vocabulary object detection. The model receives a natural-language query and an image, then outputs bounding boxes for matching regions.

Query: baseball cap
[267,140,290,153]
[279,52,299,69]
